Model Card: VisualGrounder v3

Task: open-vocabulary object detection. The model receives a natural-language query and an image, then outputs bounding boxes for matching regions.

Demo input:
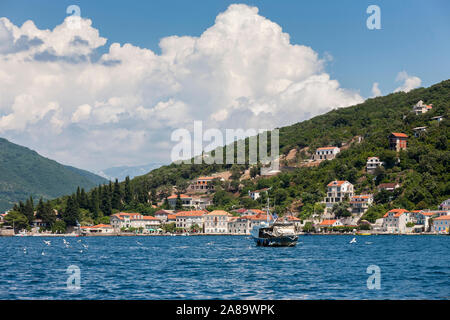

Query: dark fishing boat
[251,220,299,247]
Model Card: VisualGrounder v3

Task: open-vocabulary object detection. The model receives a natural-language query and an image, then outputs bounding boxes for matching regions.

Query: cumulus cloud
[371,82,381,97]
[0,4,363,170]
[394,71,422,93]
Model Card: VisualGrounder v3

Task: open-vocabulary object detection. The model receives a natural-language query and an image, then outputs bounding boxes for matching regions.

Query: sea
[0,235,448,300]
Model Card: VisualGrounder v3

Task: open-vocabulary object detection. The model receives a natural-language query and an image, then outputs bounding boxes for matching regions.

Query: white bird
[41,251,45,256]
[82,244,88,249]
[43,240,51,246]
[23,248,27,254]
[77,240,82,243]
[136,241,143,246]
[350,237,357,244]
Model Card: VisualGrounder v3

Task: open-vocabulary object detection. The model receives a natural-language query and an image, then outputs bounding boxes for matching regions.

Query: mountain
[97,163,165,181]
[18,79,450,226]
[0,138,108,212]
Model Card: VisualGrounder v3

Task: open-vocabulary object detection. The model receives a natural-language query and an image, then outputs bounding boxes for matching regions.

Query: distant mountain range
[97,163,165,181]
[0,138,108,212]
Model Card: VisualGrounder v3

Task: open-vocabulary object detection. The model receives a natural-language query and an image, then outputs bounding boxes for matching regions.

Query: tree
[36,198,56,228]
[62,195,80,226]
[52,220,66,234]
[4,211,29,232]
[112,178,122,210]
[124,176,132,204]
[332,202,351,218]
[23,197,34,223]
[302,221,315,233]
[175,194,183,210]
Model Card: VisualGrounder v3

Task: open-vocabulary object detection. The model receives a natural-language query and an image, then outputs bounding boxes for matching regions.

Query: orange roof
[391,132,408,138]
[167,214,176,220]
[383,209,409,218]
[351,195,371,199]
[434,215,450,221]
[175,210,206,217]
[248,209,266,214]
[286,216,301,221]
[81,224,112,229]
[327,180,348,187]
[167,194,191,199]
[207,210,230,216]
[316,146,338,151]
[197,176,215,180]
[319,219,337,226]
[419,212,436,216]
[112,212,142,220]
[142,216,159,220]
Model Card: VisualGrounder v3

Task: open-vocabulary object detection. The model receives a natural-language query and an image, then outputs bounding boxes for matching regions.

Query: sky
[0,0,449,172]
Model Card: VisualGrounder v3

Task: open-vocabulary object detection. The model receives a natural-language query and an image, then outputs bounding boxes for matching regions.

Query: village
[0,100,448,237]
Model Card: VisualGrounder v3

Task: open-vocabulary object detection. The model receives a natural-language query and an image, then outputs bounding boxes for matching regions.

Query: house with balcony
[248,188,269,200]
[110,212,161,233]
[432,215,450,233]
[167,194,193,209]
[313,146,340,161]
[412,100,432,115]
[366,157,384,173]
[324,180,354,210]
[204,210,231,234]
[154,209,175,223]
[350,194,373,215]
[412,126,427,138]
[389,133,408,151]
[175,210,206,232]
[377,183,400,192]
[80,224,114,235]
[381,209,413,233]
[188,176,223,193]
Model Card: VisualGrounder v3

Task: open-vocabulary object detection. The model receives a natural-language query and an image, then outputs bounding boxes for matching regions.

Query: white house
[366,157,384,173]
[175,211,206,231]
[412,126,427,138]
[439,199,450,211]
[382,209,413,233]
[248,188,269,200]
[188,176,223,193]
[167,194,193,209]
[80,224,114,235]
[110,212,161,233]
[412,100,432,115]
[432,215,450,233]
[154,209,175,222]
[324,180,354,209]
[204,210,231,234]
[318,219,343,231]
[313,146,340,161]
[350,194,373,215]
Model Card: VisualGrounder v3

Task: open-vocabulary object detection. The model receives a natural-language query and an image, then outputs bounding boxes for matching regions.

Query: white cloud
[371,82,381,97]
[394,71,422,93]
[0,4,363,170]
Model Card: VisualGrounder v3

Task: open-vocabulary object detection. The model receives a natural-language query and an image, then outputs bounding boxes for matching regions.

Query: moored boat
[251,220,299,247]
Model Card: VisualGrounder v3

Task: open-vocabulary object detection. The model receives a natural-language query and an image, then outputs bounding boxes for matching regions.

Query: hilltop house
[313,146,340,161]
[167,194,192,209]
[187,176,223,193]
[389,133,408,151]
[432,215,450,233]
[412,126,427,138]
[175,211,206,231]
[248,188,269,200]
[377,183,400,192]
[431,115,444,122]
[439,199,450,211]
[412,100,432,115]
[324,181,354,210]
[382,209,413,233]
[204,210,231,234]
[110,212,160,232]
[366,157,384,173]
[350,194,373,215]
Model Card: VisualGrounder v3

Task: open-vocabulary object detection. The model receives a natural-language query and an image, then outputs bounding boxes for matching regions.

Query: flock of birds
[22,238,89,256]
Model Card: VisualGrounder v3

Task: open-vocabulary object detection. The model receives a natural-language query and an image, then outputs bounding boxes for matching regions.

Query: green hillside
[0,138,107,211]
[6,79,449,229]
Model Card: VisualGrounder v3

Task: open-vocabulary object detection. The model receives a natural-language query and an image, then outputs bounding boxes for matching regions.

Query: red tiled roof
[391,132,408,138]
[142,216,159,220]
[167,214,176,220]
[81,224,112,229]
[248,209,266,214]
[167,194,191,199]
[175,211,206,217]
[434,215,450,221]
[319,219,337,226]
[316,146,338,151]
[286,216,301,221]
[197,176,215,180]
[327,180,348,187]
[207,210,230,216]
[383,209,408,218]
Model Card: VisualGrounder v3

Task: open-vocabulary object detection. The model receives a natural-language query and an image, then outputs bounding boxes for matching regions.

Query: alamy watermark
[66,265,81,290]
[366,5,381,30]
[366,265,381,290]
[171,121,279,174]
[66,5,81,30]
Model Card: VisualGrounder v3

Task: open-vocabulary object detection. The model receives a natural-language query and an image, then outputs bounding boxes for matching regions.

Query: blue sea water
[0,235,448,300]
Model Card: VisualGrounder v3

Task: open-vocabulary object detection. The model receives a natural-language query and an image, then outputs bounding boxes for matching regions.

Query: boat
[250,197,298,247]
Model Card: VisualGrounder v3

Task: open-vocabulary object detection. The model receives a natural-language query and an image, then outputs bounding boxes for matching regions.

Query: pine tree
[63,195,80,226]
[112,179,122,210]
[23,196,34,223]
[90,189,100,219]
[124,176,132,204]
[101,185,112,215]
[175,194,183,210]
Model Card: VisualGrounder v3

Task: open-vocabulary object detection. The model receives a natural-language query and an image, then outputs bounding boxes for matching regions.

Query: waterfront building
[413,210,437,232]
[228,216,251,234]
[412,100,432,115]
[389,133,408,151]
[349,194,373,214]
[432,215,450,233]
[167,214,176,223]
[204,210,231,234]
[248,188,269,200]
[382,209,413,233]
[366,157,384,173]
[324,181,354,209]
[313,146,340,161]
[318,219,343,230]
[285,216,302,232]
[175,211,206,231]
[110,212,161,232]
[154,209,175,222]
[80,224,114,235]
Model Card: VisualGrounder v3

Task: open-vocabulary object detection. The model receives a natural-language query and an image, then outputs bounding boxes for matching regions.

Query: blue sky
[2,0,449,97]
[0,1,448,171]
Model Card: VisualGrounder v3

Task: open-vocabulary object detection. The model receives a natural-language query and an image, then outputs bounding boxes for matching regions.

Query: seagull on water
[43,240,51,246]
[350,237,357,244]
